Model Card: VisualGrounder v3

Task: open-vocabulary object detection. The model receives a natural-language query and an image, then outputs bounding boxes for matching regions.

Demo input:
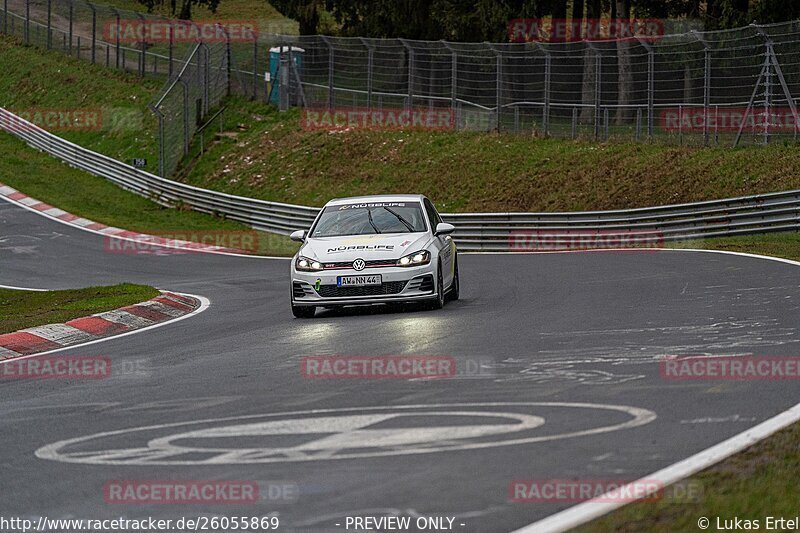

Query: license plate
[337,275,382,287]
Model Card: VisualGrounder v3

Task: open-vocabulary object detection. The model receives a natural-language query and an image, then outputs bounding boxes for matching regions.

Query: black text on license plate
[338,275,382,287]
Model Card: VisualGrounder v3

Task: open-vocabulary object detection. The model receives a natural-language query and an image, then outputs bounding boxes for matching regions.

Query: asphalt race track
[2,198,800,532]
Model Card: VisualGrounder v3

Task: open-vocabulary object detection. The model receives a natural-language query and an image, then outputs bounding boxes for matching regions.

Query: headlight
[396,250,431,267]
[296,256,323,272]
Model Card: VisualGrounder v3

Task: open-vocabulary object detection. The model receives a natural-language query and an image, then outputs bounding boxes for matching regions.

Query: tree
[136,0,221,19]
[269,0,326,35]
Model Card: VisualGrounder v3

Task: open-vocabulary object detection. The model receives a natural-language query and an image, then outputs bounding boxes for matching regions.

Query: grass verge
[178,99,800,214]
[0,284,159,334]
[0,131,299,256]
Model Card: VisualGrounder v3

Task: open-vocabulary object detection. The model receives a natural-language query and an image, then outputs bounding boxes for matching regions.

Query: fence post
[488,44,502,131]
[46,0,51,49]
[534,41,551,136]
[321,36,334,110]
[591,45,602,139]
[2,0,6,35]
[25,0,29,44]
[89,3,96,64]
[150,105,166,177]
[168,21,173,77]
[279,45,289,111]
[636,37,654,139]
[359,38,373,111]
[181,79,190,156]
[252,39,258,100]
[400,39,413,111]
[110,8,120,69]
[136,13,146,77]
[440,40,457,126]
[691,31,712,146]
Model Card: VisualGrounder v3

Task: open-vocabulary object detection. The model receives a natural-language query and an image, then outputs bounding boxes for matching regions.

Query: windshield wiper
[366,207,382,234]
[383,207,415,232]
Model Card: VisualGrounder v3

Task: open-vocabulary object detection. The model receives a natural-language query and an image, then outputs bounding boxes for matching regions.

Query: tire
[448,256,460,301]
[291,305,316,318]
[428,262,445,310]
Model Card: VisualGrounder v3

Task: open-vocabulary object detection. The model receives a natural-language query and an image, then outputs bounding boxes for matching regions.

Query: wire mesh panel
[3,0,800,175]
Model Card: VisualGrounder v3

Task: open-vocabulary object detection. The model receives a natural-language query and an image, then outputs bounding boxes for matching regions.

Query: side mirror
[290,229,307,242]
[435,222,455,236]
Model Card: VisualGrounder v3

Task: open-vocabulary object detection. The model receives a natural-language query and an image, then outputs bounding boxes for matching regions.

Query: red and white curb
[0,182,272,257]
[0,291,202,360]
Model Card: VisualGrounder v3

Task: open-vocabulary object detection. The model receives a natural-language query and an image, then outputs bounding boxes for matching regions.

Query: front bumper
[291,265,437,307]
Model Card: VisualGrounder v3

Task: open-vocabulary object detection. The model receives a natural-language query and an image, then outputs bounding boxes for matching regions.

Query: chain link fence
[3,1,800,178]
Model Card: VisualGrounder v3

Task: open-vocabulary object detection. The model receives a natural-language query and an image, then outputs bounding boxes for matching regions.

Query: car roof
[325,195,426,206]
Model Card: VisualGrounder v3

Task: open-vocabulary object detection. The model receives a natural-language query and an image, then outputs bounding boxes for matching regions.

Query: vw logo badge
[352,258,366,271]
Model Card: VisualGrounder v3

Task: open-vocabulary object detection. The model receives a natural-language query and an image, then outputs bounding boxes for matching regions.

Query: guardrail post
[24,0,29,43]
[2,0,7,35]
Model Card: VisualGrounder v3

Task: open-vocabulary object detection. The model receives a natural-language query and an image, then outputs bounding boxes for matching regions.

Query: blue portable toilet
[268,46,305,105]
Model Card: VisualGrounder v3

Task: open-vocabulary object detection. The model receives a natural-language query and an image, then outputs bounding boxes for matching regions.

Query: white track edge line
[0,193,290,260]
[514,401,800,533]
[0,291,210,362]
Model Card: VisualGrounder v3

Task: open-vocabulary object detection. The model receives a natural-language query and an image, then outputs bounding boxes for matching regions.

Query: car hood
[300,233,431,263]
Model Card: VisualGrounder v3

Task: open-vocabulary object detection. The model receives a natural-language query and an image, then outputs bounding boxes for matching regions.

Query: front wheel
[291,305,316,318]
[448,256,460,301]
[428,262,445,310]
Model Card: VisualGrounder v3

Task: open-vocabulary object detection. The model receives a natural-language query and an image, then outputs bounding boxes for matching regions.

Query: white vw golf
[289,195,459,318]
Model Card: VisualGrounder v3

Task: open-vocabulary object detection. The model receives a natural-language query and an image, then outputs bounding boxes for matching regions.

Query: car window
[311,202,427,237]
[423,199,442,228]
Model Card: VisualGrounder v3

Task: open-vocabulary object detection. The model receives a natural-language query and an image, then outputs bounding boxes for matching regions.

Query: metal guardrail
[1,107,799,252]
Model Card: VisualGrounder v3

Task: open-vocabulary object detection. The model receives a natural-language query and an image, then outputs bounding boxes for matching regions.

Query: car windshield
[311,202,427,237]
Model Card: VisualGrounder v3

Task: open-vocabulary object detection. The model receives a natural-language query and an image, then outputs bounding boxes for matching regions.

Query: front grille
[316,281,408,298]
[324,259,397,270]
